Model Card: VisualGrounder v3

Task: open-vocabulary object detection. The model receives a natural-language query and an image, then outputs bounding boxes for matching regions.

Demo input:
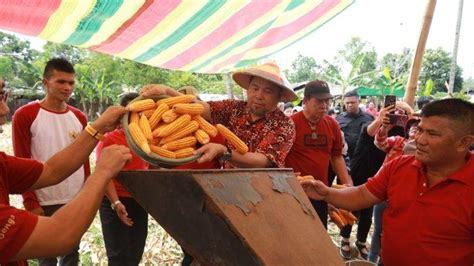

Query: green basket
[121,95,200,168]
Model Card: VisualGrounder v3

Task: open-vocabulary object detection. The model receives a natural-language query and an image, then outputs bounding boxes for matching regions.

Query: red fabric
[209,100,295,168]
[0,152,43,264]
[285,112,343,185]
[12,102,89,210]
[374,128,407,163]
[365,153,474,266]
[0,205,38,265]
[96,129,149,198]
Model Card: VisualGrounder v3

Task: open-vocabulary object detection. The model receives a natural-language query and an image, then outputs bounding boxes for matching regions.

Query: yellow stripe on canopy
[79,0,145,48]
[40,0,96,42]
[118,1,208,59]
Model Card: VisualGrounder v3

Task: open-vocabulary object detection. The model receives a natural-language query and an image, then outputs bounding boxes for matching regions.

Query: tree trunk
[224,72,234,99]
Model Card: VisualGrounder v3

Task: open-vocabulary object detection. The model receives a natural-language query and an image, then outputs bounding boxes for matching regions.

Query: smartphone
[388,114,408,127]
[384,95,396,112]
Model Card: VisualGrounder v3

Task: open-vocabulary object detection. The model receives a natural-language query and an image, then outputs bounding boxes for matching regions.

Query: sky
[272,0,474,79]
[4,0,473,79]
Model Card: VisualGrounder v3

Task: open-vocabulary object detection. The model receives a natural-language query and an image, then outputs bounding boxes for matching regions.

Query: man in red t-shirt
[300,98,474,266]
[285,80,352,228]
[0,89,130,265]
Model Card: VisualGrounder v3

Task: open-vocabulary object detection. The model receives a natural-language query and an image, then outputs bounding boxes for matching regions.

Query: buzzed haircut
[119,92,139,107]
[421,98,474,135]
[43,58,75,79]
[416,95,433,110]
[344,90,359,99]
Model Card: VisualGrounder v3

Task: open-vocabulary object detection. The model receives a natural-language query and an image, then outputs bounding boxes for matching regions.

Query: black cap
[304,80,333,99]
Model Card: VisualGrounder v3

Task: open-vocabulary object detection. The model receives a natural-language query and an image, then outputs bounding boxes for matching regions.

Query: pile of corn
[127,95,248,160]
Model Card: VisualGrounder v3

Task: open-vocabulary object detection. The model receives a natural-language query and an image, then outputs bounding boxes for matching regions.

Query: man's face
[43,70,75,102]
[303,96,330,121]
[246,76,280,118]
[344,96,359,114]
[414,116,462,165]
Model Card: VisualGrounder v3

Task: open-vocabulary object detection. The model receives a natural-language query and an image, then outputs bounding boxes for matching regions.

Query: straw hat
[232,63,297,102]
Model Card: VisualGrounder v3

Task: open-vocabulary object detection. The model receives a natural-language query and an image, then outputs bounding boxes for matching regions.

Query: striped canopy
[0,0,353,73]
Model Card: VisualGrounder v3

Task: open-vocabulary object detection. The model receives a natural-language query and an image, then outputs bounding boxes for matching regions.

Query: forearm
[331,155,352,185]
[366,119,382,136]
[230,152,272,168]
[325,185,379,211]
[14,170,111,259]
[105,180,119,203]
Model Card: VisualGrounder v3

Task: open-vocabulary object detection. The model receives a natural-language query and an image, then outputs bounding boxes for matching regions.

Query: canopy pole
[448,0,463,96]
[403,0,437,107]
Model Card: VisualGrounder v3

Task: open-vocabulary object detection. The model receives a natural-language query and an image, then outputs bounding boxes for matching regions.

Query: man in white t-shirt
[12,58,88,266]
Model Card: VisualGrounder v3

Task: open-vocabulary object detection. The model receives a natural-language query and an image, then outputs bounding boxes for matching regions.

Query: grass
[3,122,371,265]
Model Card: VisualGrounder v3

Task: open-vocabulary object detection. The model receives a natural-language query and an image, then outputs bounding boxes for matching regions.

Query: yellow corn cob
[129,112,140,124]
[140,109,155,119]
[193,115,218,137]
[139,115,153,140]
[173,103,204,115]
[162,136,197,151]
[154,114,192,138]
[160,121,199,144]
[128,122,151,154]
[175,147,195,158]
[149,103,169,129]
[149,144,176,159]
[152,123,167,137]
[162,109,179,123]
[216,124,248,154]
[194,129,210,145]
[157,95,196,107]
[148,137,161,145]
[127,99,156,112]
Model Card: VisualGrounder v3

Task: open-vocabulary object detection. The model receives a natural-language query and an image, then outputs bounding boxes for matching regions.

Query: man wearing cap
[285,80,352,228]
[141,63,296,168]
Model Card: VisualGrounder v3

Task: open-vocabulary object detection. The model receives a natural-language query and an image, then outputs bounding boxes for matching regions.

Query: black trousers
[340,206,373,242]
[99,197,148,266]
[310,199,328,229]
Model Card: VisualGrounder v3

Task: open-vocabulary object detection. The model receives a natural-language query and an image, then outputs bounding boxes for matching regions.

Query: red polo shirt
[365,153,474,266]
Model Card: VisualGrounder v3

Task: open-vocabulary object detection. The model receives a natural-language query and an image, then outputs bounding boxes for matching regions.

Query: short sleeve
[0,204,38,263]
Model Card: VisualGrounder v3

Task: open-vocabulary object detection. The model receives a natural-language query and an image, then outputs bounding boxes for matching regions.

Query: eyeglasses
[0,90,9,102]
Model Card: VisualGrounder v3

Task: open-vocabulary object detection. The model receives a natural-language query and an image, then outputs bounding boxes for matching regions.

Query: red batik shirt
[209,100,295,168]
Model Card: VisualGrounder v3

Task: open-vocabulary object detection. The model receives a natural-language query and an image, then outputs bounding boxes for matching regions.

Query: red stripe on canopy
[0,0,60,35]
[93,0,182,54]
[161,0,281,69]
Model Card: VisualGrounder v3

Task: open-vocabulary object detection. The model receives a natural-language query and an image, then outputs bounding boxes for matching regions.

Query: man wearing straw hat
[141,62,296,168]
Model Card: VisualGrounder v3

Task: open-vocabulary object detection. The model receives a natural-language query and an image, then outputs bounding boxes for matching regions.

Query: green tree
[284,53,321,83]
[320,37,378,97]
[419,48,463,94]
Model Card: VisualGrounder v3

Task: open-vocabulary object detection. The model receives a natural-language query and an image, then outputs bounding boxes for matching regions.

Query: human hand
[90,106,127,134]
[29,206,45,216]
[378,105,395,126]
[115,203,133,226]
[140,84,177,97]
[95,145,132,179]
[194,143,227,164]
[299,179,329,201]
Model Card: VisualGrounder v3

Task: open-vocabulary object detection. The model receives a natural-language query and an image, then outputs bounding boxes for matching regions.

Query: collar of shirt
[411,151,473,185]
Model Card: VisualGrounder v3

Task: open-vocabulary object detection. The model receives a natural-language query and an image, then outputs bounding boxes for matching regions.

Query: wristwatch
[220,147,233,162]
[110,200,122,210]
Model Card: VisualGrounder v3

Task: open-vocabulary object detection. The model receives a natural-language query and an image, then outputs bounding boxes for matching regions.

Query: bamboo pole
[448,0,464,96]
[403,0,437,107]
